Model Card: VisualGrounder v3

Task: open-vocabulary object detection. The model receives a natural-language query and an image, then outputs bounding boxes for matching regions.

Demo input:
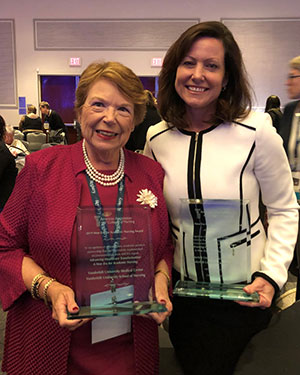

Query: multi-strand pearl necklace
[82,139,125,186]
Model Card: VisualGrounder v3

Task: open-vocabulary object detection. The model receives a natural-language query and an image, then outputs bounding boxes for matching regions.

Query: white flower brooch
[136,189,158,209]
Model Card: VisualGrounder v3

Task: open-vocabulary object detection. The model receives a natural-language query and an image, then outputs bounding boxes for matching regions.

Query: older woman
[144,21,298,375]
[0,61,173,375]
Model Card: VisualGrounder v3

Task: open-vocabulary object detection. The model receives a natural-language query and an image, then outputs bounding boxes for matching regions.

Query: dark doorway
[139,76,159,98]
[40,75,79,124]
[40,74,158,123]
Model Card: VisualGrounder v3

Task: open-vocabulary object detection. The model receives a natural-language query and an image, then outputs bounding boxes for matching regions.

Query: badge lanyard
[86,173,125,273]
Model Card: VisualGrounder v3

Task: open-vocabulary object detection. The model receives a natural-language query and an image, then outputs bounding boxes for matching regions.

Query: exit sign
[151,58,163,67]
[69,57,81,66]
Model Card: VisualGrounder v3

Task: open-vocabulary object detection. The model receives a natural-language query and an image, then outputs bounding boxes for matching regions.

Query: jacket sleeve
[255,116,299,289]
[0,155,39,310]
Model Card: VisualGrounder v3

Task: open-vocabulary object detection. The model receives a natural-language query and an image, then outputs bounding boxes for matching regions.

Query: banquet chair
[26,132,47,152]
[23,129,44,135]
[20,140,30,151]
[40,143,60,149]
[14,130,24,140]
[49,129,66,144]
[23,128,44,140]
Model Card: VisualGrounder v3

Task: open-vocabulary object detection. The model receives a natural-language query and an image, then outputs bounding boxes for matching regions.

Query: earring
[222,85,227,92]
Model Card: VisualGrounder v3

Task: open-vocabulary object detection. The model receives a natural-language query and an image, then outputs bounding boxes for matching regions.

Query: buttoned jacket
[144,111,299,290]
[0,141,173,375]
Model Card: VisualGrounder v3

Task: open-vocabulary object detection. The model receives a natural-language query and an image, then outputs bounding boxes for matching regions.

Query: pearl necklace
[82,139,125,186]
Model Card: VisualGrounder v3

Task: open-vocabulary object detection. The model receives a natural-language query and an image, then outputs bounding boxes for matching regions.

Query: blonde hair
[75,61,147,126]
[289,56,300,71]
[27,105,37,114]
[39,101,50,109]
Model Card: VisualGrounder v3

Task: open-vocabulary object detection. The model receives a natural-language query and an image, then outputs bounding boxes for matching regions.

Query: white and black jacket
[144,111,299,290]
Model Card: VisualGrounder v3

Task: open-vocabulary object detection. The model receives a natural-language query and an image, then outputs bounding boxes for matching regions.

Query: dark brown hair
[265,95,281,112]
[158,21,252,129]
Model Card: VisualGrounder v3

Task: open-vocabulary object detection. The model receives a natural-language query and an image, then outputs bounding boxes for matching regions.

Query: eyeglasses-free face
[79,78,135,165]
[175,37,227,130]
[286,69,300,100]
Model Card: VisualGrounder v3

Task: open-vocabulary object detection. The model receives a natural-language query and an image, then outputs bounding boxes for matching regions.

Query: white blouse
[144,111,299,290]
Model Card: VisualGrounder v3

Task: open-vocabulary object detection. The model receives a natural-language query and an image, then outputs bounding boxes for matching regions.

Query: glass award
[68,205,167,319]
[173,199,259,302]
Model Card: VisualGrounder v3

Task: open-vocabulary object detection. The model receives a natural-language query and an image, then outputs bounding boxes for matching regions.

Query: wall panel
[223,18,300,109]
[34,19,199,50]
[0,20,17,107]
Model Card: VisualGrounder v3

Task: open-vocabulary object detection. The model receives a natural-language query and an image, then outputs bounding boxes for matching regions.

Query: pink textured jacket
[0,141,173,375]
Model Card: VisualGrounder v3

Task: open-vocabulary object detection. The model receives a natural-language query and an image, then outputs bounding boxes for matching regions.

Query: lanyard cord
[86,173,125,272]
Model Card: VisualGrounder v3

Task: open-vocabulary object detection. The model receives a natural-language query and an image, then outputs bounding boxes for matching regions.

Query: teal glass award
[68,205,166,319]
[173,199,259,302]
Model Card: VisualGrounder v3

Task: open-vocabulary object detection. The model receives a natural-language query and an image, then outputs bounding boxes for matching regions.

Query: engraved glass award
[67,205,167,319]
[173,199,259,302]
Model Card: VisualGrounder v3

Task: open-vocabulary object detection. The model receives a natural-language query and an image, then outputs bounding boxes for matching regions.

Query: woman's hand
[22,257,91,331]
[45,280,91,331]
[147,269,173,325]
[237,276,275,309]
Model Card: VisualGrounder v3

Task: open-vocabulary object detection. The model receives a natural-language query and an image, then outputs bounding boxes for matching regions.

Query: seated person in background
[19,105,43,133]
[264,95,283,132]
[5,126,29,172]
[39,101,66,131]
[5,126,29,157]
[125,90,161,152]
[40,101,67,143]
[0,116,17,212]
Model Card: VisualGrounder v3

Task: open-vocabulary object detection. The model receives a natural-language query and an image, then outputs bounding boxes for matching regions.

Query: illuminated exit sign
[151,57,163,67]
[69,57,81,66]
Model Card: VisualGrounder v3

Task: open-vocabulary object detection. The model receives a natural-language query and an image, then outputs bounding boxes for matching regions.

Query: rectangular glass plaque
[68,205,166,319]
[173,199,259,302]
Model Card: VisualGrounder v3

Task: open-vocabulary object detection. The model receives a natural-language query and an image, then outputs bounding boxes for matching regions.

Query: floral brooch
[136,189,158,209]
